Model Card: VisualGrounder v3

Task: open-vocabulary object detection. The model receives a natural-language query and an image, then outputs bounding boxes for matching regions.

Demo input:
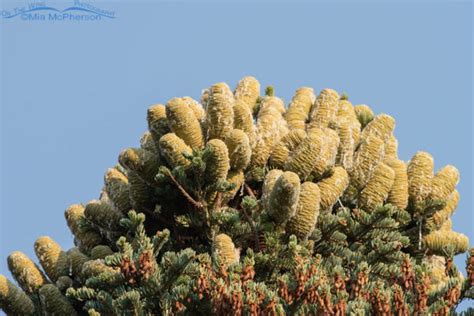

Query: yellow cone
[234,76,260,111]
[359,163,395,212]
[261,169,284,211]
[268,171,301,224]
[285,87,315,130]
[34,236,69,282]
[284,129,324,180]
[205,139,230,183]
[318,167,349,210]
[430,165,459,201]
[386,159,409,210]
[166,97,204,149]
[360,114,395,142]
[159,133,192,169]
[287,182,321,239]
[351,135,385,189]
[206,82,235,140]
[308,88,340,128]
[407,151,434,212]
[225,129,251,171]
[7,251,47,294]
[270,129,307,169]
[214,234,239,266]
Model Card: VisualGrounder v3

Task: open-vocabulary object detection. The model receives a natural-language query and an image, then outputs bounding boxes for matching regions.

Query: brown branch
[213,192,223,211]
[244,183,256,199]
[166,171,203,210]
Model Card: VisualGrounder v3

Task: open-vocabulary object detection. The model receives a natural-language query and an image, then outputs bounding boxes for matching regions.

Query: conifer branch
[164,169,203,210]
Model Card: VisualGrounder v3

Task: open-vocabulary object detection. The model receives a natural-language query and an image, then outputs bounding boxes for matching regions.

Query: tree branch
[213,192,223,211]
[166,171,203,210]
[244,183,256,199]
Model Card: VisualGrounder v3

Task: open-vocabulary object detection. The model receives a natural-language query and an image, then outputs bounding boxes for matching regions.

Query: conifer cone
[310,127,340,179]
[308,88,340,128]
[80,259,118,280]
[318,166,349,210]
[182,96,205,121]
[427,190,460,229]
[249,96,287,179]
[269,129,307,169]
[334,104,360,172]
[386,159,409,210]
[225,129,251,171]
[205,139,230,183]
[336,99,361,148]
[68,247,89,278]
[128,171,156,214]
[147,104,169,149]
[334,119,355,170]
[429,165,459,201]
[407,151,434,213]
[359,114,395,143]
[166,97,204,149]
[119,147,160,185]
[0,275,35,315]
[206,82,235,140]
[286,182,321,240]
[34,236,70,282]
[261,169,284,211]
[336,99,359,124]
[159,133,192,169]
[104,167,131,213]
[84,200,124,232]
[258,95,286,115]
[267,171,301,224]
[234,76,260,111]
[285,87,315,130]
[90,245,114,260]
[351,134,385,189]
[7,251,48,294]
[214,234,239,266]
[233,99,256,145]
[284,129,324,180]
[64,204,103,251]
[39,284,77,315]
[359,163,395,212]
[423,229,469,255]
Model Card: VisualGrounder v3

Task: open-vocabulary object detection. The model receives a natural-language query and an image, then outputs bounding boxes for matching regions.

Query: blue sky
[1,0,472,312]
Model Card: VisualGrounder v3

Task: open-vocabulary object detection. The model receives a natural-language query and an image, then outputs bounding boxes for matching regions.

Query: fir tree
[1,76,473,315]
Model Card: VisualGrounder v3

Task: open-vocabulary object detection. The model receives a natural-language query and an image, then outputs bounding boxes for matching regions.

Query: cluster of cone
[0,76,470,315]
